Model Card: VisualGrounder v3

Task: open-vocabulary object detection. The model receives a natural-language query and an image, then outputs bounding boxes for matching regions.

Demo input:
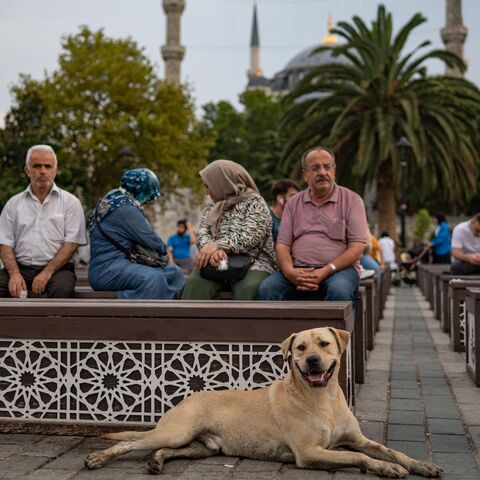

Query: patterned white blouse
[197,194,277,274]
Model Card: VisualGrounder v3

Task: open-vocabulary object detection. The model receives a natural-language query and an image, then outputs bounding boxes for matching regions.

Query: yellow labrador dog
[85,327,442,478]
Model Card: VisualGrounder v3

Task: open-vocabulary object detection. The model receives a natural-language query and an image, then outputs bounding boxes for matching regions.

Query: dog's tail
[101,430,152,441]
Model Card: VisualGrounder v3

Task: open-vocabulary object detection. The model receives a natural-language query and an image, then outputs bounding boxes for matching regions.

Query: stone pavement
[1,285,480,479]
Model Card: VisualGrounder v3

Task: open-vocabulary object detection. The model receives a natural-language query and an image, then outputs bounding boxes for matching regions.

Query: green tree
[0,76,49,208]
[413,208,431,241]
[201,90,284,196]
[281,5,480,236]
[2,27,212,208]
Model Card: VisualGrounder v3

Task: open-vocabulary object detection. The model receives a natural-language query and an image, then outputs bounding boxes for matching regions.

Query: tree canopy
[0,27,212,209]
[280,5,480,235]
[201,90,284,197]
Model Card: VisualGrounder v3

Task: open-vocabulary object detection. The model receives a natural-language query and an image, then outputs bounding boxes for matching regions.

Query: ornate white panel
[467,312,476,373]
[0,340,288,424]
[460,301,466,347]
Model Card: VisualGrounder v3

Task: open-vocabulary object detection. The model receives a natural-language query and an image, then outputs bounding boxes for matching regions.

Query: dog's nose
[306,355,320,366]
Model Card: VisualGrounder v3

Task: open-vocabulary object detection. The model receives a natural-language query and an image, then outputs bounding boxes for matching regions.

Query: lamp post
[396,137,411,248]
[118,147,135,170]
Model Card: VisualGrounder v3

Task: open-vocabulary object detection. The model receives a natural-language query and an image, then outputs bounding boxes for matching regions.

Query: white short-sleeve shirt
[451,221,480,254]
[0,184,87,266]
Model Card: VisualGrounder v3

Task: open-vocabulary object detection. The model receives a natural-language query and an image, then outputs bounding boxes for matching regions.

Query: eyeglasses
[304,164,334,173]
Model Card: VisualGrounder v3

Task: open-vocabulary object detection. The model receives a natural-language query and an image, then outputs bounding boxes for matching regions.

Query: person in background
[360,227,382,285]
[0,145,86,298]
[429,213,451,264]
[167,219,197,270]
[181,160,276,300]
[450,212,480,275]
[258,146,368,302]
[269,179,300,244]
[378,231,398,271]
[88,168,185,299]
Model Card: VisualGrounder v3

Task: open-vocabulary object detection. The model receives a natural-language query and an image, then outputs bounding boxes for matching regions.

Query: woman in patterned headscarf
[88,168,185,299]
[181,160,277,300]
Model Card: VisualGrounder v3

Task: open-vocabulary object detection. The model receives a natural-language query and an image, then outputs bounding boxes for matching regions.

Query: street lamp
[118,147,135,169]
[396,137,412,248]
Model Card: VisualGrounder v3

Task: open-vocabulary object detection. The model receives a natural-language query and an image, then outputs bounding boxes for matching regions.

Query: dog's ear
[281,333,297,361]
[328,328,350,354]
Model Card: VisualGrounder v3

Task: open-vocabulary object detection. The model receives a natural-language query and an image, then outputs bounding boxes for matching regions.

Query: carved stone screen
[0,340,288,425]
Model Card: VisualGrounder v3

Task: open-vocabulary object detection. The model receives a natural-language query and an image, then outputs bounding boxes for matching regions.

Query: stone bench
[424,265,451,310]
[354,286,367,384]
[0,299,354,435]
[448,279,480,352]
[465,288,480,386]
[439,274,480,333]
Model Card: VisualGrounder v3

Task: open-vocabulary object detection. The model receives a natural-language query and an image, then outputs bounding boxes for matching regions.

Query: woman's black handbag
[94,216,168,268]
[200,254,253,282]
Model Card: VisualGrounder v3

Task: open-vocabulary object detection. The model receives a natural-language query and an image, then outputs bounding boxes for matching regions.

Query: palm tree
[280,4,480,237]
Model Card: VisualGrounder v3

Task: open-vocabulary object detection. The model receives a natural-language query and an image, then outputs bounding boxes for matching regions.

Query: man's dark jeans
[450,260,480,275]
[0,263,76,298]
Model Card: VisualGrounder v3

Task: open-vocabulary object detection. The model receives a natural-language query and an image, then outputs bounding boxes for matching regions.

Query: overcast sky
[0,0,479,126]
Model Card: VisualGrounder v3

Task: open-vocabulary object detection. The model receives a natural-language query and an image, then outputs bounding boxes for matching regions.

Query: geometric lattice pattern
[467,312,476,373]
[460,301,466,348]
[0,340,289,424]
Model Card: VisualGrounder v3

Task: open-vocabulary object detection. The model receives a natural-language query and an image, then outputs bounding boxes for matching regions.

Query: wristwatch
[328,263,337,273]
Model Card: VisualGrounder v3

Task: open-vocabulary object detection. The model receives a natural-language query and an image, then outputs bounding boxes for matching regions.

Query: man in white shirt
[378,231,398,271]
[450,213,480,275]
[0,145,87,298]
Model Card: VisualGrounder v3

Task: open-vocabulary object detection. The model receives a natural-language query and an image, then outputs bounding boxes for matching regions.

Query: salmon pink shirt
[277,185,368,272]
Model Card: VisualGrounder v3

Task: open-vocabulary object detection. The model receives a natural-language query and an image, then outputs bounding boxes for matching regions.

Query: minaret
[247,0,263,79]
[161,0,185,84]
[441,0,467,77]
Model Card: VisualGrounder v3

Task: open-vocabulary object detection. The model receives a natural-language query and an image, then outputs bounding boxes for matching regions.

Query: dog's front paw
[370,460,408,478]
[148,459,164,475]
[410,461,443,477]
[85,451,109,470]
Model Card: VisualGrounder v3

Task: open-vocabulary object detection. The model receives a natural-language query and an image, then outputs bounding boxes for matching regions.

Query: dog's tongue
[308,372,327,383]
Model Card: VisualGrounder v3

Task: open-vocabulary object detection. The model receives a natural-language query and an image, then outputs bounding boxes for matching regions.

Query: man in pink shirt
[258,146,368,302]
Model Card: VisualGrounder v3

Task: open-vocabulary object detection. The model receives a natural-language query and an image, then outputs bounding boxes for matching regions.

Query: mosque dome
[270,15,340,93]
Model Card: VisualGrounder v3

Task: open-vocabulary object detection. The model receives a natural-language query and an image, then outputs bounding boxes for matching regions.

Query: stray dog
[85,328,442,478]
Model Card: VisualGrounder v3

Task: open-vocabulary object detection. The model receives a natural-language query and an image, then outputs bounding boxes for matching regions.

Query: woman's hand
[195,242,219,269]
[210,249,227,267]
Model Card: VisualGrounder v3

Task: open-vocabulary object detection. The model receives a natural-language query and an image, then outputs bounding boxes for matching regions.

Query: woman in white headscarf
[181,160,276,300]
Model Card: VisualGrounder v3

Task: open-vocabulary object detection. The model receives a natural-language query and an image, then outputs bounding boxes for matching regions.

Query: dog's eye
[319,341,330,347]
[297,344,306,351]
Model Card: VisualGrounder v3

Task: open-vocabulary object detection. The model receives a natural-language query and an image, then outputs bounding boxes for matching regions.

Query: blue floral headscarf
[88,168,161,232]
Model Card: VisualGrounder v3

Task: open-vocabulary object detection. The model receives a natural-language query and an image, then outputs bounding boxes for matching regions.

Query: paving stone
[429,434,471,453]
[70,469,135,479]
[0,434,45,445]
[458,404,480,425]
[386,441,428,461]
[0,454,51,472]
[390,380,419,389]
[427,418,465,435]
[233,472,280,479]
[424,402,461,420]
[21,436,84,457]
[388,410,424,425]
[46,451,90,471]
[235,459,283,472]
[281,465,333,479]
[358,421,384,443]
[387,424,425,442]
[432,453,480,475]
[24,470,77,480]
[420,377,449,386]
[390,372,418,381]
[390,388,419,399]
[420,384,452,395]
[389,399,422,411]
[0,444,20,460]
[160,458,191,474]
